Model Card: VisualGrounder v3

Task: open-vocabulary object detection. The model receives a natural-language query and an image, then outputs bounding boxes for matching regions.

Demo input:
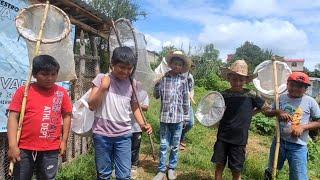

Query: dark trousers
[13,149,59,180]
[131,132,142,166]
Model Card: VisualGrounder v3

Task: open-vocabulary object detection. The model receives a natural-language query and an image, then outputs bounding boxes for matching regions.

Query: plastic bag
[71,89,94,136]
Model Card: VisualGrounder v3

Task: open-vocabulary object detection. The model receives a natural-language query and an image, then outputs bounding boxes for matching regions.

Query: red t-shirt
[9,83,72,151]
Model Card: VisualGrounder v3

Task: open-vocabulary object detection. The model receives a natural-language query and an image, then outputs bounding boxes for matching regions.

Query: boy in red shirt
[7,55,72,179]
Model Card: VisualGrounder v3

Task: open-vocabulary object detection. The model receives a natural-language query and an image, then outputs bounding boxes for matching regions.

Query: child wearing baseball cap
[264,72,320,180]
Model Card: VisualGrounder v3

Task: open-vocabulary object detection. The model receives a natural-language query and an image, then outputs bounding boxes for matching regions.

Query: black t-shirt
[217,89,265,145]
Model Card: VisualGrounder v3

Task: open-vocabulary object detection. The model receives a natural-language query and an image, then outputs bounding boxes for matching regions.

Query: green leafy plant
[251,113,275,135]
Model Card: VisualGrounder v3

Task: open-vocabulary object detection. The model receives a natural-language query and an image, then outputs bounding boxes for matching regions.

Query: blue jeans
[93,133,132,180]
[181,108,194,142]
[267,139,308,180]
[13,149,59,180]
[158,122,183,172]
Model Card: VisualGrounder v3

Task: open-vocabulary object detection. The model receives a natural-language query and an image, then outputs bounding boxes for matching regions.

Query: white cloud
[144,33,192,52]
[140,0,320,69]
[229,0,279,17]
[144,34,162,51]
[198,19,308,55]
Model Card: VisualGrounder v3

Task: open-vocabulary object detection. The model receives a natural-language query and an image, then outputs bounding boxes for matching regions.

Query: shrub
[251,113,275,136]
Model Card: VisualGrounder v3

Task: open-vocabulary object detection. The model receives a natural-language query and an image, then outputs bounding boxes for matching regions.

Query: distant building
[147,50,160,63]
[284,58,304,72]
[307,77,320,98]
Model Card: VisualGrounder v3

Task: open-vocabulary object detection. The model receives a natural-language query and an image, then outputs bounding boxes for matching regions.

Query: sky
[133,0,320,70]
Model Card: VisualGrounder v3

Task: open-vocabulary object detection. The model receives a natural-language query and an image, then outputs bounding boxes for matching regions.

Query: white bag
[71,89,94,137]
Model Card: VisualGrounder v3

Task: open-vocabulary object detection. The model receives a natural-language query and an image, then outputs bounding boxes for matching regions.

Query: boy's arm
[182,79,190,121]
[60,113,71,156]
[88,75,110,110]
[262,108,292,122]
[291,119,320,137]
[7,111,21,163]
[131,102,152,134]
[153,81,161,99]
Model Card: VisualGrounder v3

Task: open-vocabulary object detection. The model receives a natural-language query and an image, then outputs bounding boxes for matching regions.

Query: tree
[232,41,273,72]
[90,0,147,22]
[203,43,219,61]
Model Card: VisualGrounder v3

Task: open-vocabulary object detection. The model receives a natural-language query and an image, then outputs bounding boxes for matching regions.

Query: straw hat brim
[166,54,191,73]
[220,67,256,82]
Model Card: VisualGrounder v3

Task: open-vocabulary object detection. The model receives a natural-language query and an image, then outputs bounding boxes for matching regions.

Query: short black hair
[170,57,186,65]
[111,46,137,66]
[32,55,60,76]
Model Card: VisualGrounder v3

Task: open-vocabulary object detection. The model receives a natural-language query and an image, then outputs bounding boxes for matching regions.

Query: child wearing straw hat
[212,60,266,180]
[264,72,320,180]
[7,55,72,179]
[153,50,190,180]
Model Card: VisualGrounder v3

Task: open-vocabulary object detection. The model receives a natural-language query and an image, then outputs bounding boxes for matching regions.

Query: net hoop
[253,60,292,99]
[15,3,71,44]
[195,91,225,127]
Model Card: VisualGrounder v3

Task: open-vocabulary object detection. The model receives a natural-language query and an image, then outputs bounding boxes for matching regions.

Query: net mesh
[253,60,292,99]
[195,91,225,127]
[109,19,155,92]
[15,4,76,82]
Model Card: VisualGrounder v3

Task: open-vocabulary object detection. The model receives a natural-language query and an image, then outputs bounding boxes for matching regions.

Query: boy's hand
[100,75,110,91]
[59,141,67,156]
[291,125,304,137]
[142,123,153,135]
[277,110,292,122]
[8,145,20,163]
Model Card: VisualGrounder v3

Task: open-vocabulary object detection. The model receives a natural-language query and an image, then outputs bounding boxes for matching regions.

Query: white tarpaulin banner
[0,0,29,132]
[0,0,75,132]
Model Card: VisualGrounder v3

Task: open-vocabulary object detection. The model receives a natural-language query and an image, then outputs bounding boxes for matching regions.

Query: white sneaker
[168,169,177,180]
[131,166,138,179]
[153,171,166,180]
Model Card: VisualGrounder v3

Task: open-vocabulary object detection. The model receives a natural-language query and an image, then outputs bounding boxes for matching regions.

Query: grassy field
[57,88,320,180]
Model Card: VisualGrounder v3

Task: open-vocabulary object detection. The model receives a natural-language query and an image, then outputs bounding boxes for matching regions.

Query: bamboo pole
[9,1,50,176]
[130,78,157,161]
[272,57,280,180]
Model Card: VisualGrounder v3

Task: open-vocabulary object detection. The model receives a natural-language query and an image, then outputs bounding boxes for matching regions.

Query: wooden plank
[70,17,109,39]
[58,0,104,23]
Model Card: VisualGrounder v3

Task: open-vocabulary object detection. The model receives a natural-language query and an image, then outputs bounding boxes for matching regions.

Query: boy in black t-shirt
[212,60,266,180]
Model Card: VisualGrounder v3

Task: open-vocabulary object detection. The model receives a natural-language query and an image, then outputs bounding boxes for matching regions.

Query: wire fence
[0,54,99,179]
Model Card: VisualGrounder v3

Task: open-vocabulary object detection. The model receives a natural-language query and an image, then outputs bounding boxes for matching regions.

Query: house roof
[284,58,305,62]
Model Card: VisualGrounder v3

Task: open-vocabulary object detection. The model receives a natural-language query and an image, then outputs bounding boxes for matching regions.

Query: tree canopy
[232,41,273,72]
[89,0,147,22]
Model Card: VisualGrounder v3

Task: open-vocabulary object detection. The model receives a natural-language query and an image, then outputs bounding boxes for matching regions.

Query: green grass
[57,87,320,179]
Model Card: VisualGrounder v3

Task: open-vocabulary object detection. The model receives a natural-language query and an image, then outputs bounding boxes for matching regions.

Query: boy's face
[169,59,184,75]
[112,62,133,80]
[287,80,308,98]
[34,70,58,89]
[227,73,248,89]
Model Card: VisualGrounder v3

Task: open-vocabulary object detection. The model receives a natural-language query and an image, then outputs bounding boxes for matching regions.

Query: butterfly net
[109,18,155,92]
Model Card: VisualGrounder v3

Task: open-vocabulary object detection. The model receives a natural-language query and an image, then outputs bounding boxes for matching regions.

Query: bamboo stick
[272,57,280,180]
[9,1,50,176]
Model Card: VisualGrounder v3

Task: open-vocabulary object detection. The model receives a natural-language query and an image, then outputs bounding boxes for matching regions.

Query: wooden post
[74,30,86,157]
[272,57,280,180]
